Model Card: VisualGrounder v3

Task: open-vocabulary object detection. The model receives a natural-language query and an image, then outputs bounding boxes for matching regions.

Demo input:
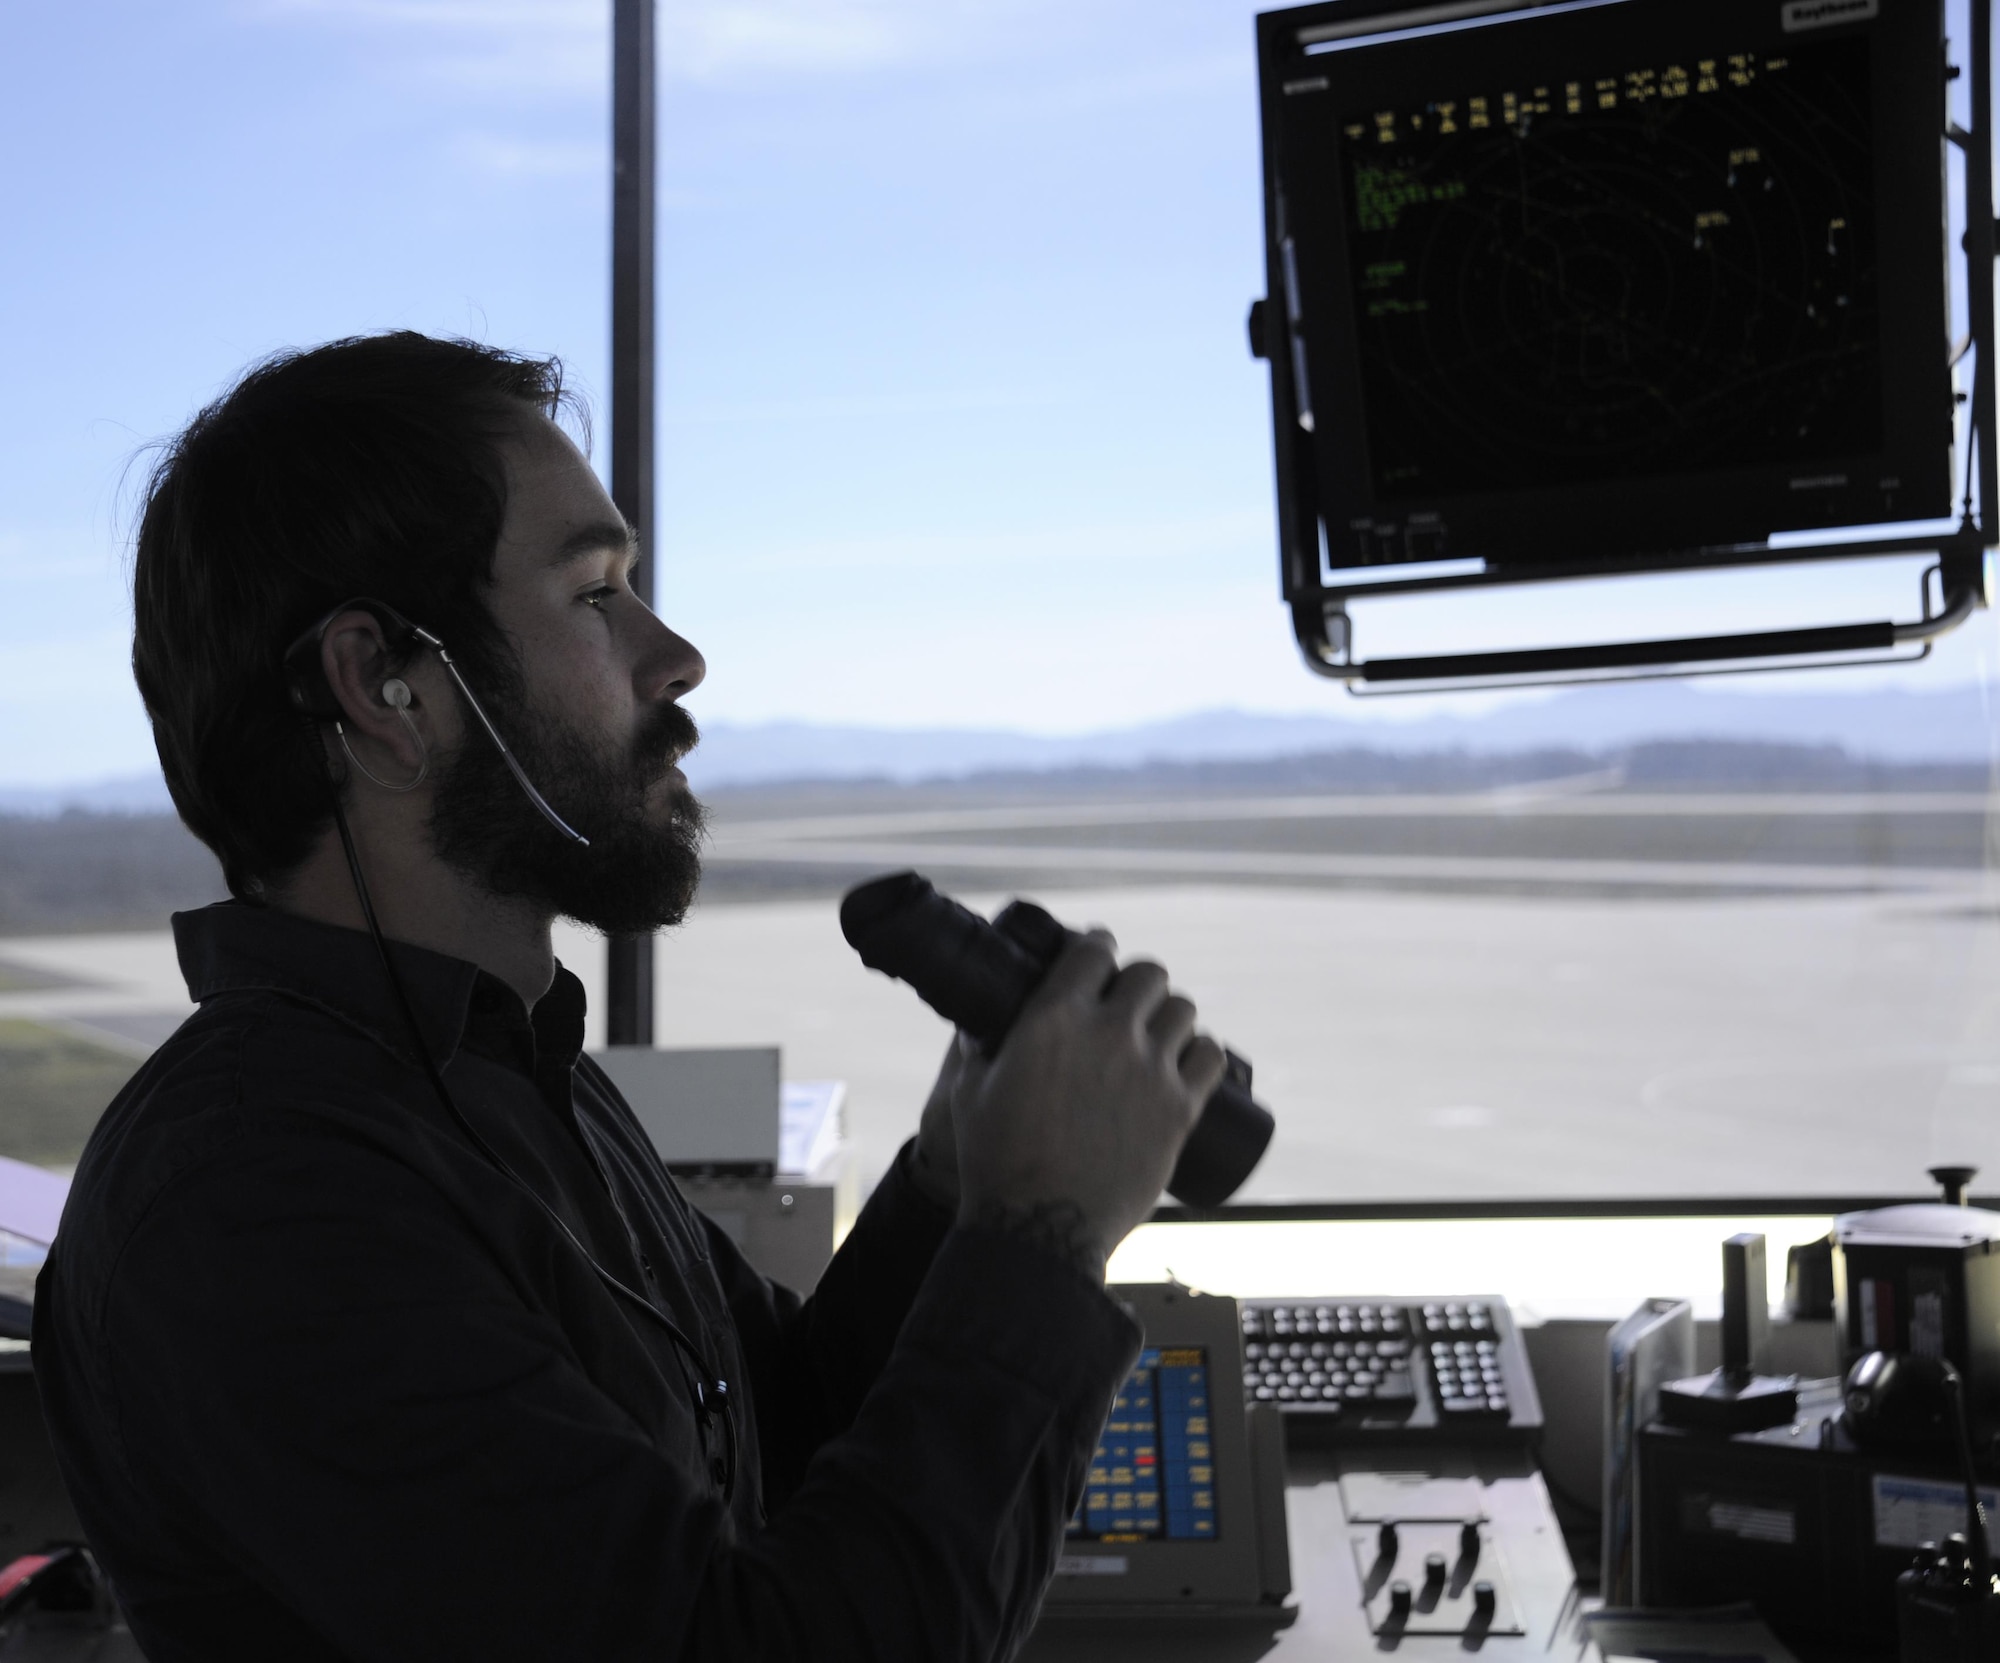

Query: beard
[427,680,706,936]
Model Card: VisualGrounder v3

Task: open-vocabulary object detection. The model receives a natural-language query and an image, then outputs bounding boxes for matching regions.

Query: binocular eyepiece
[838,871,1274,1208]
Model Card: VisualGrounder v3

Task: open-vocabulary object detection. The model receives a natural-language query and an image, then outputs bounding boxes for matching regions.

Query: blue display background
[1074,1346,1217,1542]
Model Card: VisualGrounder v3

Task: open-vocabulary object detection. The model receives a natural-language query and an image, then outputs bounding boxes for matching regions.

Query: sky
[2,0,1996,787]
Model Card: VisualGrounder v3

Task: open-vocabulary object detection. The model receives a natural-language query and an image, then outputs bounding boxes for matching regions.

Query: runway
[628,880,2000,1204]
[696,784,1998,902]
[5,780,1999,1205]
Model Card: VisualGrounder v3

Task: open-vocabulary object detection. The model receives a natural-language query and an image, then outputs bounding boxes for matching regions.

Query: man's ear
[319,610,425,771]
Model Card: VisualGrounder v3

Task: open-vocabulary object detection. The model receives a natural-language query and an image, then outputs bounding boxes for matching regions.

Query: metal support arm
[1294,556,1983,693]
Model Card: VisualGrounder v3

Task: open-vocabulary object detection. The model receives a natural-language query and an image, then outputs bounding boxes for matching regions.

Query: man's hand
[949,931,1227,1281]
[911,1033,968,1208]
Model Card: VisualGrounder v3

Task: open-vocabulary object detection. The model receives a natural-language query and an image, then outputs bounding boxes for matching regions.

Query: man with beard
[32,334,1223,1662]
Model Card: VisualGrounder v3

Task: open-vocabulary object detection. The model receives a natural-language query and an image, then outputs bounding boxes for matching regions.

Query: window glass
[2,0,1995,1212]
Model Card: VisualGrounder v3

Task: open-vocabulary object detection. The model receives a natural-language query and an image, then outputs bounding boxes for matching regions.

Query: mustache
[635,702,700,774]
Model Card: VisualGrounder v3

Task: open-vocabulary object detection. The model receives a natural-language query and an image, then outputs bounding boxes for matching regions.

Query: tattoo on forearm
[968,1198,1105,1280]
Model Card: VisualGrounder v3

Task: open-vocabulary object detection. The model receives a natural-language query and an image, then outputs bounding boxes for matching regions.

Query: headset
[283,598,587,844]
[282,597,737,1495]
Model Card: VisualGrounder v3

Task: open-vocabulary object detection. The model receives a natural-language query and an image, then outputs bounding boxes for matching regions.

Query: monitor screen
[1342,38,1878,500]
[1070,1346,1219,1542]
[1267,0,1950,568]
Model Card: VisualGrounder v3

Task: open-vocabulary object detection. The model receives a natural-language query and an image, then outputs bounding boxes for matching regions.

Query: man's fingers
[1178,1034,1228,1104]
[1104,959,1171,1028]
[1146,992,1199,1059]
[1028,929,1119,1009]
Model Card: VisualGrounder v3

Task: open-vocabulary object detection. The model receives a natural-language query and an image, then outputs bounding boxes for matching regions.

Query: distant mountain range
[0,774,181,816]
[681,682,1995,785]
[3,680,1991,813]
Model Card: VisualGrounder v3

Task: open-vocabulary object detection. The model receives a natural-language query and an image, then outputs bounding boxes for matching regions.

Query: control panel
[1239,1297,1542,1443]
[1042,1283,1294,1622]
[1362,1521,1509,1635]
[1337,1471,1532,1643]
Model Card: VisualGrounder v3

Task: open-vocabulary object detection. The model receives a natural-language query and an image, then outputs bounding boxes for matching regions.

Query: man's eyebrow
[544,520,640,569]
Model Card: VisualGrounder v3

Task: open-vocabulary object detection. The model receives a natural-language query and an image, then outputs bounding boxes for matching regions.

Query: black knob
[1388,1581,1412,1619]
[1247,298,1271,361]
[1932,1166,1978,1206]
[1473,1581,1496,1617]
[1376,1522,1398,1563]
[1459,1520,1481,1564]
[1423,1552,1447,1586]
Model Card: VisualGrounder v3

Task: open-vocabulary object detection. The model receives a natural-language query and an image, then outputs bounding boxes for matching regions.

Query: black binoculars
[839,871,1274,1207]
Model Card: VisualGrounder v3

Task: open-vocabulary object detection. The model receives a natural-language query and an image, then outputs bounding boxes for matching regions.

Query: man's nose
[636,613,706,703]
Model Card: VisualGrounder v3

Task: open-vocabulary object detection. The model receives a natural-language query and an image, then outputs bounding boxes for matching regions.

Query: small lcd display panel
[1069,1347,1219,1542]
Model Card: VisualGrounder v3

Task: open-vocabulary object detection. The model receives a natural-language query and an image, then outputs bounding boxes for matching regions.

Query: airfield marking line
[709,792,1995,842]
[702,836,1988,892]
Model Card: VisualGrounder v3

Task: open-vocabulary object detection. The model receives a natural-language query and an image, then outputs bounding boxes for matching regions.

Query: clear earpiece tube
[409,625,589,847]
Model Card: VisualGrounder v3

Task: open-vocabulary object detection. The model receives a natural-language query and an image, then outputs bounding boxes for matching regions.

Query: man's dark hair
[132,332,577,899]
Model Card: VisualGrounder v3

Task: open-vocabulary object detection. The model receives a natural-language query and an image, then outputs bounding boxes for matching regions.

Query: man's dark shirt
[33,903,1140,1661]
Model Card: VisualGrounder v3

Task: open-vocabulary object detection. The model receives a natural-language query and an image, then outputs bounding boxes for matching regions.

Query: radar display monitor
[1262,0,1951,569]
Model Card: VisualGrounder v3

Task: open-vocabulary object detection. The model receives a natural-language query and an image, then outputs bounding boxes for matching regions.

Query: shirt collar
[461,958,588,1079]
[171,901,586,1073]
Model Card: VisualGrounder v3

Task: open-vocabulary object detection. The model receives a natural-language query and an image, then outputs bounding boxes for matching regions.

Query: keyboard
[1238,1296,1542,1443]
[1240,1300,1418,1409]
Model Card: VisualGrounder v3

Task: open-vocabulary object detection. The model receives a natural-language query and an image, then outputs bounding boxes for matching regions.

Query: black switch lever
[1458,1520,1481,1566]
[1376,1522,1398,1563]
